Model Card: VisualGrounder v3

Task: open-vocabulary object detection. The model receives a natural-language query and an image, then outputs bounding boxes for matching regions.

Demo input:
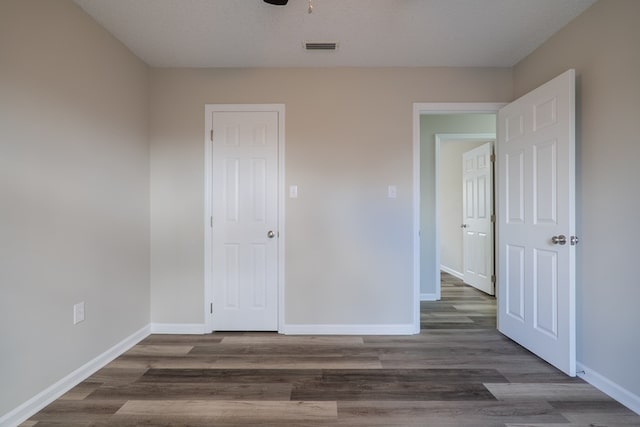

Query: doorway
[412,105,503,308]
[438,135,495,295]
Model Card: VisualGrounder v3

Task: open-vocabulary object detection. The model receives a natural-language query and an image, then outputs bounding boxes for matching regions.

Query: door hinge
[570,235,580,246]
[490,153,496,162]
[210,129,214,142]
[210,216,213,228]
[491,274,496,283]
[491,214,496,223]
[210,302,213,314]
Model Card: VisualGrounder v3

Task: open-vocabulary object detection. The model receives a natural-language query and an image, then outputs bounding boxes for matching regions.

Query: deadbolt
[551,235,567,245]
[267,230,275,239]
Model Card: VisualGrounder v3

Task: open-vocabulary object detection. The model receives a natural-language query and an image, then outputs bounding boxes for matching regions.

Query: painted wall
[419,114,496,297]
[149,69,511,326]
[0,0,150,416]
[513,0,640,402]
[439,139,490,276]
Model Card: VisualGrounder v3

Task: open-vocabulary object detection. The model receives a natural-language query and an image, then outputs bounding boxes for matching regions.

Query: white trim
[412,103,505,332]
[150,323,206,334]
[420,293,438,301]
[0,325,149,427]
[577,362,640,415]
[281,323,416,335]
[440,265,464,280]
[412,104,422,334]
[204,104,285,334]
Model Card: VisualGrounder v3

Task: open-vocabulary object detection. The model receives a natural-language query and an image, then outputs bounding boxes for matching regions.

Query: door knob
[267,230,275,239]
[460,224,468,228]
[551,235,567,245]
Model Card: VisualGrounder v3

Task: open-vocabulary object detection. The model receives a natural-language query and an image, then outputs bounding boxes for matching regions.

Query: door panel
[462,142,495,295]
[497,69,575,376]
[211,110,279,331]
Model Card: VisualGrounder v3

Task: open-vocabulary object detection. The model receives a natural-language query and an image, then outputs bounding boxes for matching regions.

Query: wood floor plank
[485,383,613,401]
[335,400,568,426]
[124,344,193,356]
[188,344,380,357]
[220,336,365,346]
[30,400,126,423]
[86,382,293,400]
[115,400,338,421]
[137,368,323,383]
[109,355,383,369]
[84,367,148,386]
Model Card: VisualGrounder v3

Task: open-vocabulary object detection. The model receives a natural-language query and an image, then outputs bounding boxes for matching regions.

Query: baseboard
[421,292,438,301]
[440,265,463,280]
[280,323,417,335]
[577,362,640,415]
[0,324,150,427]
[150,323,206,334]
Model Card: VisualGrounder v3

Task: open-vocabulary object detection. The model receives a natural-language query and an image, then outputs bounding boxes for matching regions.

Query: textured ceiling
[73,0,596,68]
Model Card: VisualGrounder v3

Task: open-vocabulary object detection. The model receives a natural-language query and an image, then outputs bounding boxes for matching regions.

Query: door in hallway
[462,141,495,295]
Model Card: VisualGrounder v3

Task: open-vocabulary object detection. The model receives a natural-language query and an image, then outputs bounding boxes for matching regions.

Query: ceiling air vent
[304,42,338,51]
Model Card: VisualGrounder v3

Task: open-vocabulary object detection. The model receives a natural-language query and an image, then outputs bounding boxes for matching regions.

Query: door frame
[204,104,286,333]
[436,133,495,291]
[412,103,505,329]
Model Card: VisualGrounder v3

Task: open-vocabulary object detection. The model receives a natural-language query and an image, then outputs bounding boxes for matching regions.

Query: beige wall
[514,0,640,399]
[0,0,150,416]
[439,139,491,275]
[149,69,511,325]
[419,114,497,295]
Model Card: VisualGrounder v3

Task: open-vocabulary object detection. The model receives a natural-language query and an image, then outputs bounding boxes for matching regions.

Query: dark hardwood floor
[22,273,640,426]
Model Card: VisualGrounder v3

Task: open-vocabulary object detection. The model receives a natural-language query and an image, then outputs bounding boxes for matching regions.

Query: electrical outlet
[73,301,85,324]
[388,185,397,198]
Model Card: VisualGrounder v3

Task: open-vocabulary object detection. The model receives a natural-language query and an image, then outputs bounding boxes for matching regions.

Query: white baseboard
[577,362,640,415]
[0,324,150,427]
[421,292,439,301]
[150,323,206,334]
[280,323,417,335]
[440,265,463,280]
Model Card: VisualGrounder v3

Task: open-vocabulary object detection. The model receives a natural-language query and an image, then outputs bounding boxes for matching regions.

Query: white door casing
[205,105,284,332]
[462,142,495,295]
[497,70,576,376]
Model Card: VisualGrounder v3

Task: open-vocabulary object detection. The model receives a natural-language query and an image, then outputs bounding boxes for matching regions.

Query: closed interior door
[497,69,576,376]
[462,142,495,295]
[210,110,279,331]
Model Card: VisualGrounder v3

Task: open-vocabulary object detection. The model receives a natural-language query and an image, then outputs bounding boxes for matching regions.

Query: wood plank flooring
[22,273,640,426]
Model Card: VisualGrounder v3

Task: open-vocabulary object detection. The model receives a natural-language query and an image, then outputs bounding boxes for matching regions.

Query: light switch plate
[73,301,85,324]
[388,185,397,198]
[289,185,298,198]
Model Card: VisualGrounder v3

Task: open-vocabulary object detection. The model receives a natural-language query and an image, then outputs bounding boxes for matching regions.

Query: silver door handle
[551,235,567,245]
[267,230,275,239]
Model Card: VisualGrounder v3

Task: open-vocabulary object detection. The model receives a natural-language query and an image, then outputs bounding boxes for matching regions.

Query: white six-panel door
[497,70,576,376]
[462,142,494,295]
[209,110,279,331]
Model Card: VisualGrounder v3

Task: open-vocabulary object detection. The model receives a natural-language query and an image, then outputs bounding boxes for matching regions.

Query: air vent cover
[304,42,338,51]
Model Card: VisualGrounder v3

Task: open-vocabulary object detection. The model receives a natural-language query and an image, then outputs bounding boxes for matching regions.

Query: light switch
[388,185,397,198]
[289,185,298,198]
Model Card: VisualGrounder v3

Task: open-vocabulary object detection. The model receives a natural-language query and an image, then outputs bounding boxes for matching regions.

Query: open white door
[497,69,576,376]
[462,142,495,295]
[209,109,280,331]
